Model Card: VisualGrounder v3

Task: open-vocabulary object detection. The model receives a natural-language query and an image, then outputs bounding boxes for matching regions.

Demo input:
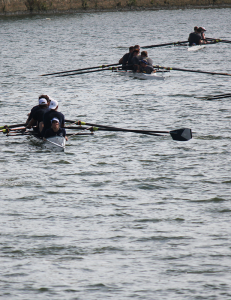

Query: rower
[138,59,156,74]
[130,49,140,72]
[138,51,153,66]
[188,26,202,46]
[26,98,49,134]
[199,27,207,43]
[127,45,140,70]
[41,99,65,137]
[119,46,134,70]
[44,118,68,141]
[26,94,50,125]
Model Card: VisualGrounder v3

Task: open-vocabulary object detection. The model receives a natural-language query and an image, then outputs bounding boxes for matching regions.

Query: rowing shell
[115,70,165,80]
[45,136,66,152]
[188,45,206,52]
[33,134,66,152]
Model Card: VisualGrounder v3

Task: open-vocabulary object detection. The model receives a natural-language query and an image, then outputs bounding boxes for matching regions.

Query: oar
[0,123,26,130]
[0,127,27,133]
[40,63,121,77]
[153,65,231,76]
[206,38,231,44]
[68,126,94,138]
[55,66,121,77]
[196,93,231,100]
[65,120,192,141]
[142,40,189,48]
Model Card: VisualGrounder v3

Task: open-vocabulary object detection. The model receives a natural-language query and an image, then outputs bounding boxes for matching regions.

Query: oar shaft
[56,67,121,77]
[41,63,121,76]
[0,123,26,130]
[143,40,188,48]
[65,121,169,134]
[153,65,231,76]
[206,38,231,44]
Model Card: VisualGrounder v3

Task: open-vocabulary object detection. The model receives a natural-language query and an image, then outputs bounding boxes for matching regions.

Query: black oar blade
[170,128,192,141]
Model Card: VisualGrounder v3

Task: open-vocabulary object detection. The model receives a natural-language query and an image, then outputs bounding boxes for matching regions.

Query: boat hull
[188,45,206,51]
[44,136,66,151]
[115,70,165,80]
[31,134,66,152]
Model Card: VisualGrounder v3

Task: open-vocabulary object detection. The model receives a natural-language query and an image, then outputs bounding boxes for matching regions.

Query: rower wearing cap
[26,97,49,134]
[199,27,207,43]
[138,59,156,74]
[26,94,51,125]
[41,99,65,137]
[44,118,68,141]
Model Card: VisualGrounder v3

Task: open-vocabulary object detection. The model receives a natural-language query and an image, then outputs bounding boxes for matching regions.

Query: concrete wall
[1,0,231,15]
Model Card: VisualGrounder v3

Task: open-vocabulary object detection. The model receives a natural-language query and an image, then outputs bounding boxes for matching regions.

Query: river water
[1,8,231,300]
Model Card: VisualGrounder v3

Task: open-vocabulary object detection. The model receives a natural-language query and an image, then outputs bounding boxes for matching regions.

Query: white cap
[201,27,206,31]
[49,99,58,110]
[39,98,47,105]
[51,118,59,123]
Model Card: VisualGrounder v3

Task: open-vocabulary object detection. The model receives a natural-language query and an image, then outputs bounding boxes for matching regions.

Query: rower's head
[141,51,148,58]
[133,49,139,57]
[194,26,199,32]
[49,99,59,110]
[129,46,134,53]
[134,44,140,52]
[38,98,48,108]
[39,94,50,105]
[51,118,60,131]
[199,27,206,32]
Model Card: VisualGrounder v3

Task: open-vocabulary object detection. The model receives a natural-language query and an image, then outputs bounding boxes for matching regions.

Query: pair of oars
[0,123,26,131]
[142,38,231,48]
[65,120,192,142]
[40,63,122,77]
[206,38,231,44]
[40,63,231,77]
[196,93,231,100]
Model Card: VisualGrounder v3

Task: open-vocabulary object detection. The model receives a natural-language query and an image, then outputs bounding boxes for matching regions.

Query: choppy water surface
[1,8,231,299]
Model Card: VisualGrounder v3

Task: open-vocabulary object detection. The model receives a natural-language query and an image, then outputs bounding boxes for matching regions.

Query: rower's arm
[27,118,36,129]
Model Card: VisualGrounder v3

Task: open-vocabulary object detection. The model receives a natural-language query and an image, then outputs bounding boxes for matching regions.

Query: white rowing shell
[116,70,165,80]
[44,136,66,152]
[188,45,206,51]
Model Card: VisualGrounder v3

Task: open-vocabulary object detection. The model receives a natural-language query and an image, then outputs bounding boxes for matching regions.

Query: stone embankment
[1,0,231,15]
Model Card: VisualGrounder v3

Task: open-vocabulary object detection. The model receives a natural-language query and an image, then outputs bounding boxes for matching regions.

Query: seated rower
[188,26,201,46]
[26,97,49,134]
[26,94,50,125]
[199,27,207,43]
[119,46,134,70]
[127,45,140,70]
[138,51,153,66]
[130,49,140,72]
[41,99,65,137]
[137,59,156,74]
[44,118,68,141]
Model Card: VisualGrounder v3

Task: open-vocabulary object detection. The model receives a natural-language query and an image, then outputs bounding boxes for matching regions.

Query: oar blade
[170,128,192,141]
